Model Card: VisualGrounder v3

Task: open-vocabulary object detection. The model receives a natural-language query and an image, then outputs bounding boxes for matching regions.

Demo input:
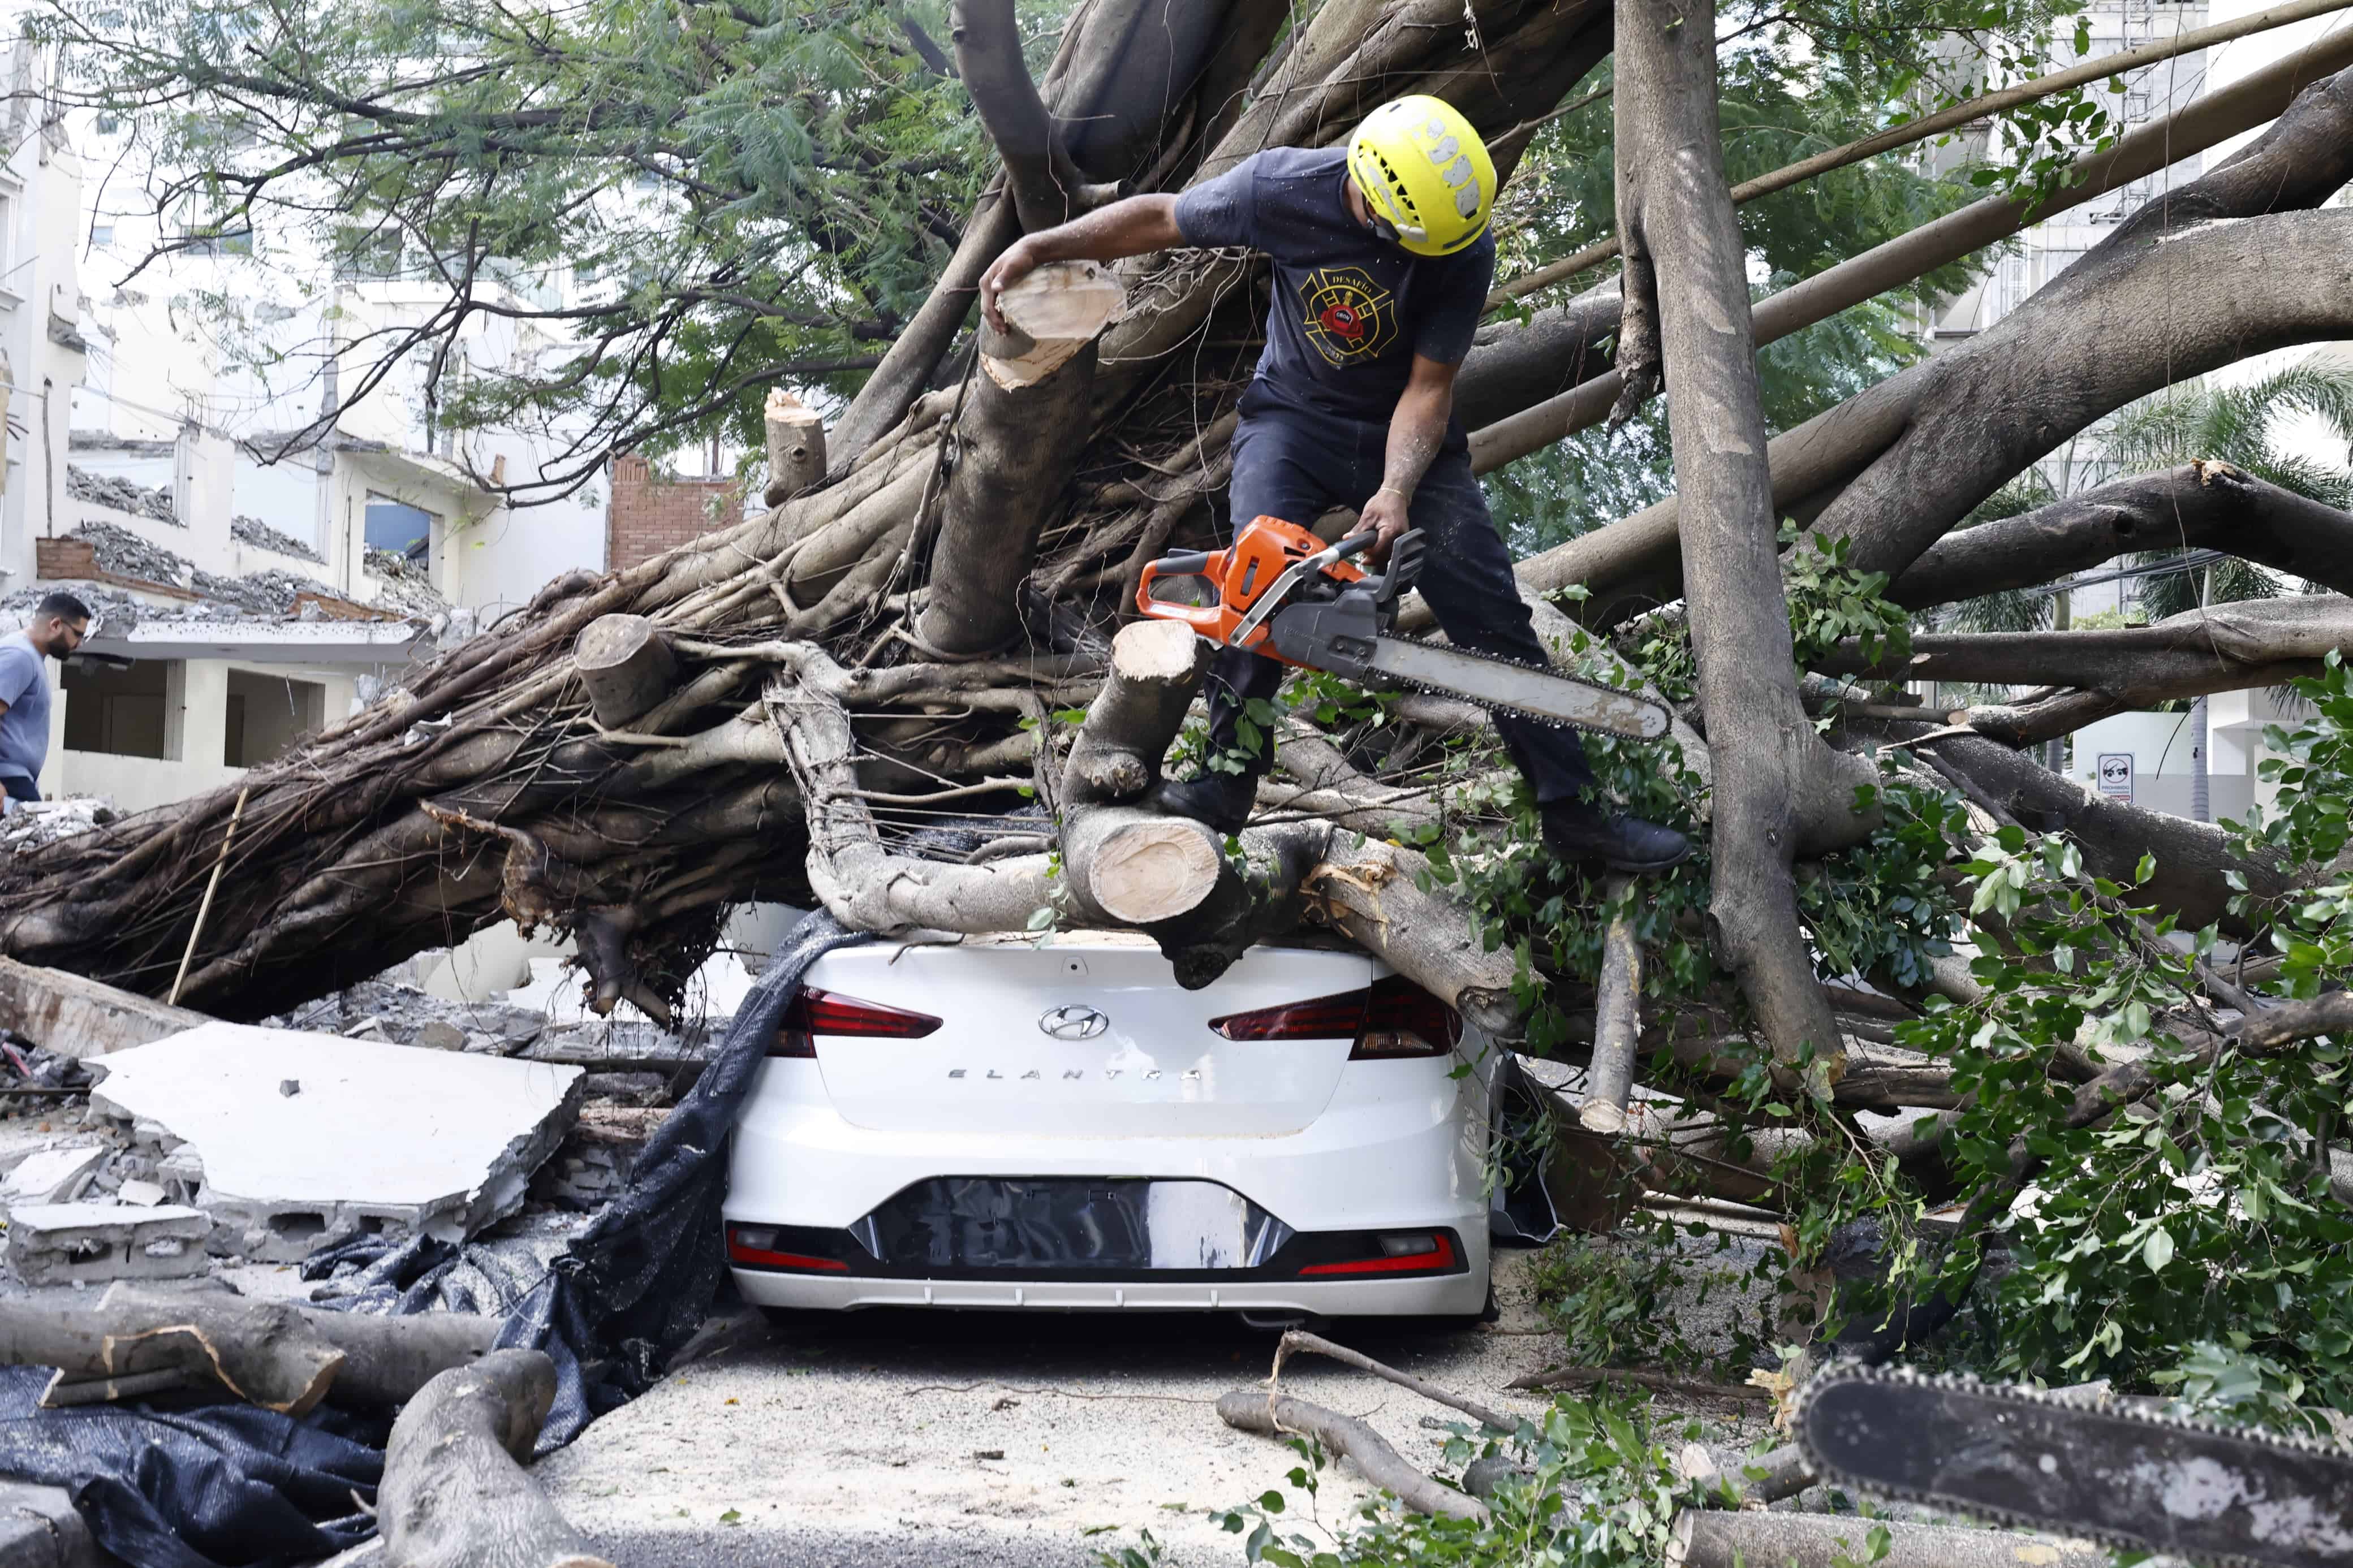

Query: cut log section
[0,1284,498,1414]
[1216,1388,1490,1523]
[979,261,1127,390]
[915,259,1126,658]
[573,615,679,730]
[1669,1510,2112,1568]
[379,1349,613,1568]
[1678,1440,1815,1505]
[1581,876,1641,1133]
[762,388,827,508]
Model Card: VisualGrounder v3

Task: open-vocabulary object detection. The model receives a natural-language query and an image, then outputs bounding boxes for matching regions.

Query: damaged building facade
[0,47,624,813]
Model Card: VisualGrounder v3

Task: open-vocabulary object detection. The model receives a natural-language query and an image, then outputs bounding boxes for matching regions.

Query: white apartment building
[0,42,612,814]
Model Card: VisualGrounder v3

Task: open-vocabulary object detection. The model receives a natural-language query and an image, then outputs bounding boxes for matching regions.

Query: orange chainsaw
[1136,515,1669,739]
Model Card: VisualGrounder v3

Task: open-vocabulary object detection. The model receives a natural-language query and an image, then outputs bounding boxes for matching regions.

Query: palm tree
[2098,365,2353,818]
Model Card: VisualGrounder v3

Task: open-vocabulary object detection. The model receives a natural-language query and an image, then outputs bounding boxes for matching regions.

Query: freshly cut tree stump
[572,615,678,730]
[380,1349,612,1568]
[761,388,826,507]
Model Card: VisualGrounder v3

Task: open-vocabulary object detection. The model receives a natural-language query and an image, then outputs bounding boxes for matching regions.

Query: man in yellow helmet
[981,96,1688,871]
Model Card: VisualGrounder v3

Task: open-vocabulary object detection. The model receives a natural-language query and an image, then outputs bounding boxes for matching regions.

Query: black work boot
[1541,800,1692,872]
[1152,771,1258,835]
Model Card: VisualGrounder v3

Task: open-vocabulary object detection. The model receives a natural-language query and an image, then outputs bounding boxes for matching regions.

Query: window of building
[89,223,114,250]
[61,659,169,759]
[225,671,326,767]
[364,493,437,567]
[181,228,254,257]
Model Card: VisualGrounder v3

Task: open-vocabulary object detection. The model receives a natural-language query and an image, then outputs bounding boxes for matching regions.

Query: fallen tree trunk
[1668,1510,2113,1568]
[0,1285,497,1415]
[1503,53,2353,623]
[1821,593,2353,695]
[1889,461,2353,609]
[1461,30,2353,476]
[378,1349,611,1568]
[1216,1388,1489,1522]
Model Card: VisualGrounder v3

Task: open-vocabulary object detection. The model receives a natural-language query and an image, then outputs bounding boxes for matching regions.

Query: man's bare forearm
[1019,195,1185,266]
[1377,386,1452,503]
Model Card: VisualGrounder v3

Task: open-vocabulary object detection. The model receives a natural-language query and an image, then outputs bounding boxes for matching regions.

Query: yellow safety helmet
[1346,95,1496,257]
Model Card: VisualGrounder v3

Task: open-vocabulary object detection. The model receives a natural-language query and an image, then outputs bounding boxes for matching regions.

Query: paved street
[542,1255,1569,1565]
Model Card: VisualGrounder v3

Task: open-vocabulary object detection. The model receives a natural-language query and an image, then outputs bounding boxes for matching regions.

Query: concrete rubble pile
[0,798,115,852]
[230,512,327,564]
[360,546,453,617]
[64,465,180,526]
[0,939,736,1297]
[66,519,353,618]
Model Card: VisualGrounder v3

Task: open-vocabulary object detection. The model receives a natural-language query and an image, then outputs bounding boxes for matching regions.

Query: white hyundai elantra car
[723,932,1503,1320]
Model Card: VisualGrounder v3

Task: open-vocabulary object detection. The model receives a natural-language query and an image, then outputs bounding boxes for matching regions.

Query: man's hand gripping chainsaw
[1136,515,1670,741]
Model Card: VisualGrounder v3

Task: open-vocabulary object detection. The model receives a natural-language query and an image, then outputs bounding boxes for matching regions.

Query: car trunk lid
[803,937,1376,1136]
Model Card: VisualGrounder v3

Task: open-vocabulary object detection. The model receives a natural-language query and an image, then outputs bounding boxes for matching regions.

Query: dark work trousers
[1,775,36,806]
[1206,389,1596,802]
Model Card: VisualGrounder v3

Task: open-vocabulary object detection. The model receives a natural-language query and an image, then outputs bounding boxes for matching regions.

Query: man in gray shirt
[0,593,90,811]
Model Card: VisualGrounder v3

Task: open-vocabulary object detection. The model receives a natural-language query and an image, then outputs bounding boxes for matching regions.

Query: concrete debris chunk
[7,1202,210,1286]
[0,1148,106,1206]
[87,1023,585,1263]
[118,1180,167,1207]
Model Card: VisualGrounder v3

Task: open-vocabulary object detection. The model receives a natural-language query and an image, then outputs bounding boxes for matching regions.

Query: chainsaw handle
[1149,549,1217,576]
[1330,532,1378,560]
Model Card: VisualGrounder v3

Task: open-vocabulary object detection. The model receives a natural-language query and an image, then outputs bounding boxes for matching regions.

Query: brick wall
[606,454,746,571]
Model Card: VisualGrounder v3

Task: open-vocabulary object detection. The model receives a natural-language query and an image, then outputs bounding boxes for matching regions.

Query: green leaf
[2144,1228,2175,1272]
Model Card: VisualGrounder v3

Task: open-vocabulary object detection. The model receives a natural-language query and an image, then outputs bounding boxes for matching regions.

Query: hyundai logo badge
[1038,1004,1109,1040]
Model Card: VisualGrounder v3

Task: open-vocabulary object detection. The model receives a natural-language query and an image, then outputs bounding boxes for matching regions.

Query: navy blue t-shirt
[1175,147,1495,424]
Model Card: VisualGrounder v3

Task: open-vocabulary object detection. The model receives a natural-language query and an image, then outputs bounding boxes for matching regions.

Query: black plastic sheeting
[486,910,869,1453]
[0,1366,382,1568]
[0,909,866,1564]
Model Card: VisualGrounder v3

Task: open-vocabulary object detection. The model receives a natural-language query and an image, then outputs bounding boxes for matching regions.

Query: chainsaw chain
[1792,1362,2348,1568]
[1368,638,1671,742]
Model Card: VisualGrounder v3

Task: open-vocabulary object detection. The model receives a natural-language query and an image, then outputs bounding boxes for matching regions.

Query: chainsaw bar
[1793,1363,2353,1568]
[1362,637,1672,742]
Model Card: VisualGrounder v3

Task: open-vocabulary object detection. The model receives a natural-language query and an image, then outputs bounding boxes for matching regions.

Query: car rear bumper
[725,1058,1493,1315]
[731,1266,1488,1316]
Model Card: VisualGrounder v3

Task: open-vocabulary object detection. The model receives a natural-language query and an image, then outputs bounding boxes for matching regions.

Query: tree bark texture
[1613,0,1869,1081]
[1889,461,2353,609]
[378,1349,611,1568]
[0,1285,497,1415]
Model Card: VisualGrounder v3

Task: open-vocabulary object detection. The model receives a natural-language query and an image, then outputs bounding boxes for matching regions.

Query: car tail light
[1207,975,1460,1059]
[770,987,943,1058]
[726,1224,850,1272]
[1298,1231,1459,1276]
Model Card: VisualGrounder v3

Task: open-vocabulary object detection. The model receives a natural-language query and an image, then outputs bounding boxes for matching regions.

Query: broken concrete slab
[7,1202,210,1286]
[85,1023,584,1263]
[0,957,213,1060]
[0,1149,105,1206]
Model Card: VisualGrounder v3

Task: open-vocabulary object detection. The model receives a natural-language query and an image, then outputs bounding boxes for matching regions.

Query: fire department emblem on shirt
[1298,266,1398,366]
